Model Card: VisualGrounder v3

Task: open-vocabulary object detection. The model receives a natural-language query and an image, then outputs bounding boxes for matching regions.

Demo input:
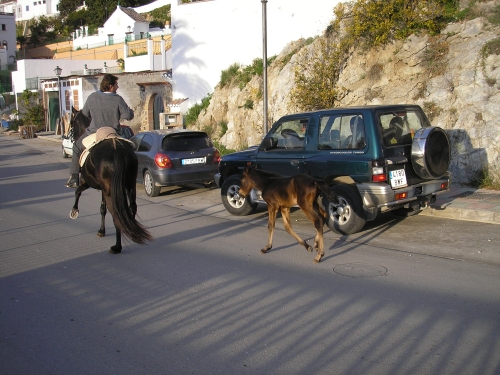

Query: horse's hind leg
[281,207,314,253]
[98,196,106,237]
[261,206,278,254]
[109,227,122,254]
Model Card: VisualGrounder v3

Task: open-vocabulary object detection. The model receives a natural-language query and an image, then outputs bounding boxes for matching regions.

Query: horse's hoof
[69,209,79,219]
[109,247,122,254]
[97,230,105,237]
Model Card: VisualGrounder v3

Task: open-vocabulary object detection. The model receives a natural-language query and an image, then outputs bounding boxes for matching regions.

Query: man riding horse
[65,74,134,188]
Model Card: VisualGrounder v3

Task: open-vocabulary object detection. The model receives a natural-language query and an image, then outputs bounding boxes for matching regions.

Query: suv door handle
[290,160,300,166]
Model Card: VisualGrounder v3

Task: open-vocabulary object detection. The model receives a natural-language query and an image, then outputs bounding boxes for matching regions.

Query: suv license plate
[182,157,206,165]
[390,169,407,188]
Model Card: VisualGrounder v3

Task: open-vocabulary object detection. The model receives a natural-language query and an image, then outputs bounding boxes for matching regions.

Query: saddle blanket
[79,127,135,167]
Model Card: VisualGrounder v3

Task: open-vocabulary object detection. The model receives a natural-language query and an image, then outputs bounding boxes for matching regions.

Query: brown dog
[238,167,337,263]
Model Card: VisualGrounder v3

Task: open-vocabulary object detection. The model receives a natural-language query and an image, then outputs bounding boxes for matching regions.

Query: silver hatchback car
[130,129,220,197]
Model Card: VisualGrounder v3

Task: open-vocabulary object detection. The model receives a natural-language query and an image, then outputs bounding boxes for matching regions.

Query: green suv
[214,105,451,234]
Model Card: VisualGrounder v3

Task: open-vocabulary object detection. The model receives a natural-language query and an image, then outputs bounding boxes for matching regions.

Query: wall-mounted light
[127,25,131,33]
[54,66,62,76]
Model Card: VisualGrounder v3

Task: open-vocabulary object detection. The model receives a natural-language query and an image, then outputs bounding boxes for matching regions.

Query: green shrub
[184,93,212,126]
[469,167,500,190]
[219,120,228,138]
[8,119,23,131]
[220,63,240,88]
[213,140,235,156]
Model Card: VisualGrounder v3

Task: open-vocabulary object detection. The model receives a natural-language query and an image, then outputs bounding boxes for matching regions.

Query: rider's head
[100,74,119,92]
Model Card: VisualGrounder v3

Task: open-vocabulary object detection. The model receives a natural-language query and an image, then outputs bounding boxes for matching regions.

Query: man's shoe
[65,176,79,188]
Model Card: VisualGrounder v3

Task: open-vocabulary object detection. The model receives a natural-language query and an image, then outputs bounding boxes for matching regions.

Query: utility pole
[261,0,268,136]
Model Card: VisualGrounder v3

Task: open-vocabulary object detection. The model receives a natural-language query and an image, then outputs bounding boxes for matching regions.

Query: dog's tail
[314,180,338,205]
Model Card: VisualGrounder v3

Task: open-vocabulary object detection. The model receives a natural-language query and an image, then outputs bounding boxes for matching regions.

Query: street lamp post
[261,0,268,136]
[54,66,63,135]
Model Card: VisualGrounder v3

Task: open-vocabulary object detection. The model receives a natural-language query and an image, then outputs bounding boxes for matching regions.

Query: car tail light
[371,159,387,182]
[212,149,221,164]
[440,181,449,190]
[395,192,408,200]
[155,153,172,168]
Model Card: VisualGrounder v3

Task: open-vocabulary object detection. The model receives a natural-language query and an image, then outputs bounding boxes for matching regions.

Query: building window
[1,25,5,31]
[33,2,36,6]
[65,90,71,111]
[72,90,79,110]
[26,5,29,11]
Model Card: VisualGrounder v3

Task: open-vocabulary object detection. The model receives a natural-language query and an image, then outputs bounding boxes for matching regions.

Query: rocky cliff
[192,1,500,186]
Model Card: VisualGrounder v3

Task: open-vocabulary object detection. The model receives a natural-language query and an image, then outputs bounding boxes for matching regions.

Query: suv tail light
[371,159,387,182]
[212,149,221,164]
[155,153,172,168]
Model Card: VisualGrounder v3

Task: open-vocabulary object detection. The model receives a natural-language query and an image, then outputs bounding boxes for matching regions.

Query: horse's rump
[86,139,151,245]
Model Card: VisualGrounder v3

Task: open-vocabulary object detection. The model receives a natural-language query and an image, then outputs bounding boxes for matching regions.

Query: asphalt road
[1,135,500,375]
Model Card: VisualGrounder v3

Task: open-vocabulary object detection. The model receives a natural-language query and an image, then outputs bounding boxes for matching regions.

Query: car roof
[135,129,208,136]
[280,104,422,118]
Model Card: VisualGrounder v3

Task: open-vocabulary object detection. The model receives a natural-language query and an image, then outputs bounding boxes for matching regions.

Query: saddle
[79,127,135,167]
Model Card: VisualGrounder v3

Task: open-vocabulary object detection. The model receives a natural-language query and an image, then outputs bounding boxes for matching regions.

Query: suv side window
[379,110,424,147]
[269,118,308,150]
[318,114,365,150]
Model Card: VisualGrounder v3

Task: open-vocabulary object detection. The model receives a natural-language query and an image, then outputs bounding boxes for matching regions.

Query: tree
[58,0,84,18]
[18,90,45,130]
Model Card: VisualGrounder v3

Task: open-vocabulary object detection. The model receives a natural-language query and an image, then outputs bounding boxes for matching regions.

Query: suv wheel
[144,170,162,197]
[221,175,257,216]
[323,184,366,235]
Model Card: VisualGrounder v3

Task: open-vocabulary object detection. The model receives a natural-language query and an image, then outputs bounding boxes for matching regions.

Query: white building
[15,0,59,21]
[170,0,341,107]
[0,10,16,70]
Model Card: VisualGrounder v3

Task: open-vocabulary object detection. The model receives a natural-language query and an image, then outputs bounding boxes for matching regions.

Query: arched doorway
[153,94,164,130]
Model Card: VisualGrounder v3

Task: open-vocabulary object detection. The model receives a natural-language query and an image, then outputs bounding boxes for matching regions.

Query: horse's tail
[110,142,152,245]
[314,179,338,205]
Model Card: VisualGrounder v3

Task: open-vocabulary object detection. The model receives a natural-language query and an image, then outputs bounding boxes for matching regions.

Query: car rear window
[162,133,213,151]
[379,110,428,147]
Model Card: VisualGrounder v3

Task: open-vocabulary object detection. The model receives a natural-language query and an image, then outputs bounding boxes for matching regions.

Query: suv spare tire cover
[411,126,450,179]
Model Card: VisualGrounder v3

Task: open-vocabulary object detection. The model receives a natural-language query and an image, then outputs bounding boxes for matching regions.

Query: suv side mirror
[260,137,277,151]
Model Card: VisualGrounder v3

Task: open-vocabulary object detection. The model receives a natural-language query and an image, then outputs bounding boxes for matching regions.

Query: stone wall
[82,71,172,132]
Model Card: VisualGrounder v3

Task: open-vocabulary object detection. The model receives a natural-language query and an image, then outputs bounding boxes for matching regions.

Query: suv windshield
[162,133,213,151]
[378,110,427,147]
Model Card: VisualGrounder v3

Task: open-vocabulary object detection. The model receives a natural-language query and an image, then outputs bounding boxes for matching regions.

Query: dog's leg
[301,205,325,263]
[261,206,278,254]
[281,207,314,253]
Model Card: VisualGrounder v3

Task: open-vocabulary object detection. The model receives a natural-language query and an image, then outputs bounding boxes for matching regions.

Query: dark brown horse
[69,108,152,253]
[238,167,337,263]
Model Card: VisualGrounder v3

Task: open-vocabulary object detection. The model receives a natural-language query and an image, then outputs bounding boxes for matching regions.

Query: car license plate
[390,169,407,188]
[182,157,205,165]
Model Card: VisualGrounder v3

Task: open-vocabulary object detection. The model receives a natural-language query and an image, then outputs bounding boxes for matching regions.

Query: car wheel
[323,184,366,235]
[62,146,69,158]
[143,170,161,197]
[220,175,257,216]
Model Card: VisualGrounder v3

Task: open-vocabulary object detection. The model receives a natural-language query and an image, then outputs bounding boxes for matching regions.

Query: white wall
[170,0,341,107]
[11,59,117,93]
[15,0,59,21]
[0,13,17,69]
